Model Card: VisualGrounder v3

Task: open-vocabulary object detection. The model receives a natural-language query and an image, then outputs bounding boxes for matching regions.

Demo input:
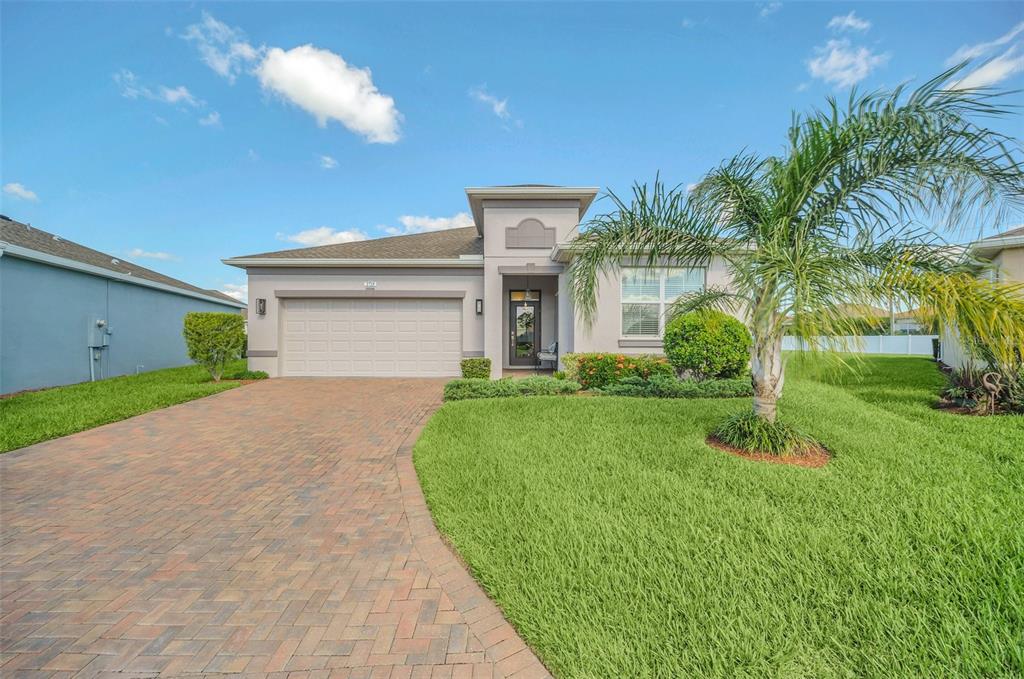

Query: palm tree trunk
[750,333,784,422]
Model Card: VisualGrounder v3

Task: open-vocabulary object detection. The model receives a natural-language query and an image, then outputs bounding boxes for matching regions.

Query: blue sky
[3,2,1023,301]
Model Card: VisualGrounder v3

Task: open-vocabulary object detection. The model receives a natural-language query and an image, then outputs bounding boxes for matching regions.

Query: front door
[509,292,540,366]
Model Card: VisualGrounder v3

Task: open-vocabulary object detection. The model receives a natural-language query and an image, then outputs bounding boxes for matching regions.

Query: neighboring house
[939,225,1024,368]
[225,185,733,378]
[0,216,245,394]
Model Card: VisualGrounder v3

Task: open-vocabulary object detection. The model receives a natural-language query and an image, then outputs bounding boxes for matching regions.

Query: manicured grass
[0,360,246,453]
[414,356,1023,677]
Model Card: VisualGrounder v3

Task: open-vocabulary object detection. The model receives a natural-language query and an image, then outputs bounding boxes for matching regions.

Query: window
[621,268,704,337]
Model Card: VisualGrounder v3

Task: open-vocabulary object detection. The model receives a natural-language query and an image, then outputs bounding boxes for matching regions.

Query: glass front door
[509,291,540,366]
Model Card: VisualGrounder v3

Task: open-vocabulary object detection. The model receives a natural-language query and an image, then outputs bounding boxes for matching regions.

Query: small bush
[943,365,1024,414]
[183,312,246,381]
[444,377,581,401]
[552,370,567,380]
[222,366,269,380]
[574,353,674,390]
[461,358,492,379]
[561,353,583,381]
[663,310,752,380]
[600,374,752,399]
[712,412,813,456]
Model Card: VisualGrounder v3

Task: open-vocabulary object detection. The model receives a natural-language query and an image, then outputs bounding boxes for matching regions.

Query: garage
[280,297,463,377]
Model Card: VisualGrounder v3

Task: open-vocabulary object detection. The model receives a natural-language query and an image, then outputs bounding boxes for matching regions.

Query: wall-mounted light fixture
[475,298,483,315]
[256,298,266,315]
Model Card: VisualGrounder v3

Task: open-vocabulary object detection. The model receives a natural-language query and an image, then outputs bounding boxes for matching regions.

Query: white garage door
[281,298,462,377]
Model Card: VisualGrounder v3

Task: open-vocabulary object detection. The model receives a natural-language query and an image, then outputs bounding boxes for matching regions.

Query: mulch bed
[706,435,831,468]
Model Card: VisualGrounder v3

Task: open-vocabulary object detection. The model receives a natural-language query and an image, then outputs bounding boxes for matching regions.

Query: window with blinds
[620,267,706,337]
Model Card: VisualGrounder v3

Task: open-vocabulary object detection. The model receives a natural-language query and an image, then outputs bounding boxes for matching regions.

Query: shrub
[461,358,492,379]
[183,312,246,382]
[712,412,814,456]
[943,365,1024,415]
[222,366,269,380]
[663,310,752,380]
[561,353,583,381]
[600,374,752,399]
[444,377,581,401]
[552,371,567,380]
[574,353,674,390]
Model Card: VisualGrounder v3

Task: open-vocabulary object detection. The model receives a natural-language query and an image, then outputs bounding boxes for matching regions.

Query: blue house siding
[0,255,238,394]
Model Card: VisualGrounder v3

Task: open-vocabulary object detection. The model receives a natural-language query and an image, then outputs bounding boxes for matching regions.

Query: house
[225,185,733,378]
[939,225,1024,368]
[0,216,245,394]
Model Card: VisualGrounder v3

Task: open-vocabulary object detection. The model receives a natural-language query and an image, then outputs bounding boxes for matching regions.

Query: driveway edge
[395,415,552,679]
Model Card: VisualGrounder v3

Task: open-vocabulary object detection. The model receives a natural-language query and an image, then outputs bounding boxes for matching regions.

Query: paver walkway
[1,379,550,679]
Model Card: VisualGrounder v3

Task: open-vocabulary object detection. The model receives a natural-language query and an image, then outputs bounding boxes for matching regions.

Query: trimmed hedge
[599,374,753,399]
[663,310,751,380]
[183,312,246,382]
[572,353,674,390]
[460,358,492,379]
[444,376,581,402]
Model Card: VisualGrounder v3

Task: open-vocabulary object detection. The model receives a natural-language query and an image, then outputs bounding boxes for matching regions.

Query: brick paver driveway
[1,379,549,679]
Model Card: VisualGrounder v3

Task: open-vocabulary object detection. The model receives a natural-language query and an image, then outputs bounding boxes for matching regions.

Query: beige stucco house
[224,185,732,378]
[939,225,1024,368]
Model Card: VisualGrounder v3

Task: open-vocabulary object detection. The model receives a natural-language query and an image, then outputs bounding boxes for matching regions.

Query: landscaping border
[396,415,552,679]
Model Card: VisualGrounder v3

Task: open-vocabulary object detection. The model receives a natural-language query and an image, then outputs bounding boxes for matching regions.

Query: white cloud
[952,46,1024,89]
[383,212,474,236]
[220,282,248,301]
[127,248,178,261]
[3,182,39,202]
[257,45,401,144]
[685,183,699,194]
[947,21,1024,65]
[759,2,782,18]
[277,226,368,246]
[319,154,338,169]
[247,148,260,161]
[681,18,696,29]
[114,70,202,107]
[158,85,200,107]
[469,86,510,120]
[946,22,1024,90]
[198,111,222,127]
[807,39,889,88]
[182,11,261,83]
[828,11,870,32]
[795,82,810,92]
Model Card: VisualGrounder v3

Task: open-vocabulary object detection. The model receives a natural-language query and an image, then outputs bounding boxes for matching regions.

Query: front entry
[509,291,540,366]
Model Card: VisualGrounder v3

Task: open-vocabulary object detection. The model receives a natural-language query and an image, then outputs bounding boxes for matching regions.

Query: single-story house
[939,224,1024,368]
[225,185,733,379]
[0,215,245,394]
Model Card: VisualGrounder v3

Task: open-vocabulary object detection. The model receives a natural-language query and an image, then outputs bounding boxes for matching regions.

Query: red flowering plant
[573,353,673,389]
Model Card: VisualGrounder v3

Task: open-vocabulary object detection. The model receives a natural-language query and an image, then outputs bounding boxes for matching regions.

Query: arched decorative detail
[505,218,556,249]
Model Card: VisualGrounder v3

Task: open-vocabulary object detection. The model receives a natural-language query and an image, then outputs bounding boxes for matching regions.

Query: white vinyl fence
[782,335,938,356]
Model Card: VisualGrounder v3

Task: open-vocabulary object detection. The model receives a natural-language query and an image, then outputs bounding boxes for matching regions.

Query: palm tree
[570,67,1024,427]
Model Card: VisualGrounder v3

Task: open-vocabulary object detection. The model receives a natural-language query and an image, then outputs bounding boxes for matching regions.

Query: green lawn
[0,360,246,453]
[414,356,1024,678]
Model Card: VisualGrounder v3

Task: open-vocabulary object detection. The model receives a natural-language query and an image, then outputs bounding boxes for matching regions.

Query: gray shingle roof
[990,224,1024,239]
[0,216,241,305]
[231,226,483,260]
